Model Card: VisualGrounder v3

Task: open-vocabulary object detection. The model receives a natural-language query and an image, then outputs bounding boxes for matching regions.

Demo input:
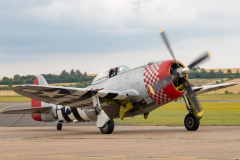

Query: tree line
[0,67,239,90]
[188,67,240,79]
[0,69,95,90]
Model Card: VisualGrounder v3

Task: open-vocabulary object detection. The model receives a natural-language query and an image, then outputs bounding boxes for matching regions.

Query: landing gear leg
[92,95,114,134]
[100,116,114,134]
[184,113,199,131]
[182,94,201,131]
[57,122,62,130]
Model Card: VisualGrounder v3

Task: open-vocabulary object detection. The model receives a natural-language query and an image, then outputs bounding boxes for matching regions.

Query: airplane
[1,29,239,134]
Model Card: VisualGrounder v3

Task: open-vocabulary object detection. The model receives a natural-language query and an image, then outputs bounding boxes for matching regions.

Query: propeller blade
[159,29,180,68]
[182,77,202,113]
[188,50,212,69]
[150,73,179,95]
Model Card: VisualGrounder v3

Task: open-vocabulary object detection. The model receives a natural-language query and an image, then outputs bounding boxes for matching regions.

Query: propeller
[149,29,212,114]
[188,50,211,69]
[159,29,180,68]
[182,77,201,112]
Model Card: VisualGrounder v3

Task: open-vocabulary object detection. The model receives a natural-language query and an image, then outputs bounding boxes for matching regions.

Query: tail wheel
[184,113,199,131]
[57,123,62,130]
[100,117,114,134]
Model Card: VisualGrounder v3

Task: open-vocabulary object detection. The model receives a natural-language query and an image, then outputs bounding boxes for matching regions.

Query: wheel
[184,113,199,131]
[57,123,62,130]
[100,117,114,134]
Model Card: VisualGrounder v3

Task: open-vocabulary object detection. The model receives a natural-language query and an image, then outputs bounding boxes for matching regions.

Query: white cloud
[1,32,240,78]
[1,0,240,77]
[4,0,240,31]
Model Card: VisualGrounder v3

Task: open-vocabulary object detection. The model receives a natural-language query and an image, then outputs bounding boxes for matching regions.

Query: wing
[1,106,52,114]
[192,82,239,95]
[13,85,139,107]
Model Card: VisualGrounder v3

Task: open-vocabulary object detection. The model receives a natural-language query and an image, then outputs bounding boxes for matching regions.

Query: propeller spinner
[149,29,211,114]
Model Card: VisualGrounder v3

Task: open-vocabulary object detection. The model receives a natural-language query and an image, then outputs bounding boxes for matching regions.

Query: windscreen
[92,68,110,82]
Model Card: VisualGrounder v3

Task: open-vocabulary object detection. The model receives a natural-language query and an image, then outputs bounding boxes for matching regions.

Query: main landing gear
[57,122,62,130]
[183,95,201,131]
[100,116,114,134]
[92,95,115,134]
[184,113,199,131]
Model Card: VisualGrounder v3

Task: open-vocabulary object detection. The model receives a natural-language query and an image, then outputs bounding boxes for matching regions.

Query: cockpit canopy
[92,65,130,83]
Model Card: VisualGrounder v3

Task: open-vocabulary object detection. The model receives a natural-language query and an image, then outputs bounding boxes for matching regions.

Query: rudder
[31,75,49,121]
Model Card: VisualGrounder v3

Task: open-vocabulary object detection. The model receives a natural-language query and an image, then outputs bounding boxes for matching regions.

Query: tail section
[33,75,48,86]
[1,75,57,122]
[31,75,49,121]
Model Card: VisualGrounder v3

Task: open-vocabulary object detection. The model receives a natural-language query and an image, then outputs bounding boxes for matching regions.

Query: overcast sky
[0,0,240,78]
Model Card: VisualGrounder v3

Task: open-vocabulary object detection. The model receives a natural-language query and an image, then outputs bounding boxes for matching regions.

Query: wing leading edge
[192,82,239,95]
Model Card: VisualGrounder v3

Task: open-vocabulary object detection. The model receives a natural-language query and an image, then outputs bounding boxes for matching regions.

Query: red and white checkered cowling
[143,60,185,106]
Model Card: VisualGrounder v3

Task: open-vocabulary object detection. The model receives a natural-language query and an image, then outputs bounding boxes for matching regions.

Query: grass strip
[0,97,31,102]
[197,94,240,100]
[115,102,240,126]
[0,96,240,126]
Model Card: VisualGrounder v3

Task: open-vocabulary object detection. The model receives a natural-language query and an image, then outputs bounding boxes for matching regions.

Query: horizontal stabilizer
[0,106,52,114]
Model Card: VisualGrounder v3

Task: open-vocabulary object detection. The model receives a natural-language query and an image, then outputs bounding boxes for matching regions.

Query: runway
[0,102,240,160]
[0,126,240,160]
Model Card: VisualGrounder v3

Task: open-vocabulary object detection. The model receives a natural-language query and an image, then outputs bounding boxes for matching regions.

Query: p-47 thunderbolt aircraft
[2,29,239,134]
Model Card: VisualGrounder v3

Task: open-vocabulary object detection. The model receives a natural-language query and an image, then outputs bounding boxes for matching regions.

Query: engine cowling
[143,59,186,105]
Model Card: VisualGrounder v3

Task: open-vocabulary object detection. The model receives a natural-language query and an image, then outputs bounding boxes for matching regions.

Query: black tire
[184,113,199,131]
[100,117,114,134]
[57,123,62,130]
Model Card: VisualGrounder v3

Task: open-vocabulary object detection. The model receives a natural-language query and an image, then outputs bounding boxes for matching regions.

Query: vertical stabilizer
[36,75,48,86]
[31,75,49,121]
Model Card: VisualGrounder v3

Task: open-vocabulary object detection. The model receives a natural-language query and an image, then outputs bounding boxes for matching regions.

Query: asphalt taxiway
[0,102,240,160]
[0,126,240,160]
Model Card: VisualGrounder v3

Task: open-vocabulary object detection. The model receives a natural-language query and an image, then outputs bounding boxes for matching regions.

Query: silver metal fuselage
[42,62,178,123]
[86,64,159,119]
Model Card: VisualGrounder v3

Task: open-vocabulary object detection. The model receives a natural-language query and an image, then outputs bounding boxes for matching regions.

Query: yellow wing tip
[207,50,212,59]
[159,28,165,34]
[148,85,155,95]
